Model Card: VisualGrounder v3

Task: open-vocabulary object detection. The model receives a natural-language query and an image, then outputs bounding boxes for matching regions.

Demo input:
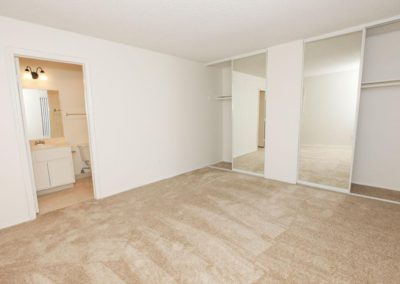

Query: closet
[208,61,233,171]
[207,52,267,176]
[205,19,400,203]
[351,21,400,202]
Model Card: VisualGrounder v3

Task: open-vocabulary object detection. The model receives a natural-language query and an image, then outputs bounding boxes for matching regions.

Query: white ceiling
[1,0,400,62]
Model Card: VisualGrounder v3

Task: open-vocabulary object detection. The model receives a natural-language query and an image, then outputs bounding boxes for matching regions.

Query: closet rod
[215,96,232,101]
[65,112,87,116]
[361,79,400,89]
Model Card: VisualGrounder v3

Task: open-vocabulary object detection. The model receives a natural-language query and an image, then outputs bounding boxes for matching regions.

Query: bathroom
[18,57,94,214]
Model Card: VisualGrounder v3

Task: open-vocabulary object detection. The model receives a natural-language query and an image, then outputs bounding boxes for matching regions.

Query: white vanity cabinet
[32,146,75,191]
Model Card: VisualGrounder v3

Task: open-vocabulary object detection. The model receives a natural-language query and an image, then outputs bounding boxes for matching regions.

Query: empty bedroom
[0,1,399,283]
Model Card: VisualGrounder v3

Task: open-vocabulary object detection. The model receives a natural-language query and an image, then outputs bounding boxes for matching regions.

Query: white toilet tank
[78,143,91,163]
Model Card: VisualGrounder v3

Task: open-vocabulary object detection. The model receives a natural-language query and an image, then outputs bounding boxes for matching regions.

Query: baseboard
[97,160,220,200]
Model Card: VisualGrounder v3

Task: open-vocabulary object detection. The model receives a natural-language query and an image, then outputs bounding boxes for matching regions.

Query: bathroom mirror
[298,32,363,190]
[232,53,266,175]
[22,88,64,140]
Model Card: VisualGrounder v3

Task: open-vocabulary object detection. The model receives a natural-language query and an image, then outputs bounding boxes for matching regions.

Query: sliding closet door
[232,52,266,176]
[298,32,363,191]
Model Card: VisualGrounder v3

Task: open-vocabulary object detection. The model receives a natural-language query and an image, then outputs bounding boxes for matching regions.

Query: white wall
[301,70,359,146]
[232,71,265,157]
[353,26,400,191]
[0,16,221,229]
[265,41,304,184]
[19,58,88,145]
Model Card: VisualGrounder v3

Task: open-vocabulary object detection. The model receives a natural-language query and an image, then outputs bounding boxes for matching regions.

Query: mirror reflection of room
[232,53,266,175]
[298,32,363,189]
[18,57,94,214]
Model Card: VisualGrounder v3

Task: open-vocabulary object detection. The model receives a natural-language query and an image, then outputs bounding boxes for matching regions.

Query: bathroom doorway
[16,56,95,215]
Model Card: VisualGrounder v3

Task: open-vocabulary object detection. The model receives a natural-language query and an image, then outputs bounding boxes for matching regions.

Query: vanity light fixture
[24,66,48,80]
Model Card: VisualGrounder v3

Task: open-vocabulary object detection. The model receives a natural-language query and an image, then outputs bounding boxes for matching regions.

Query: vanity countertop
[30,137,71,151]
[31,143,71,151]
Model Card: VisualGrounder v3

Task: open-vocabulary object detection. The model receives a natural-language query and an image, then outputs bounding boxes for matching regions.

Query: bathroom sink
[32,143,69,151]
[30,138,70,151]
[32,144,54,150]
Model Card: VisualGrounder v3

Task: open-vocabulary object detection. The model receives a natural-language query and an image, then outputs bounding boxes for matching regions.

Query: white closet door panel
[265,40,303,183]
[48,158,75,187]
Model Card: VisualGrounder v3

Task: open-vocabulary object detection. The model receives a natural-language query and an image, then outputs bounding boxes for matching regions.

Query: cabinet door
[48,157,75,187]
[33,162,50,190]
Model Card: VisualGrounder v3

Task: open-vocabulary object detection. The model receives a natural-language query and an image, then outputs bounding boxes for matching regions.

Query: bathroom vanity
[31,143,75,192]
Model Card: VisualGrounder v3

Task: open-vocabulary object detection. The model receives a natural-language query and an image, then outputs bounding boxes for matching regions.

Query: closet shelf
[361,79,400,89]
[215,96,232,101]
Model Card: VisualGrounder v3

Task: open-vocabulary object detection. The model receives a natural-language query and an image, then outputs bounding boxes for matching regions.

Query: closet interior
[351,21,400,202]
[209,61,233,171]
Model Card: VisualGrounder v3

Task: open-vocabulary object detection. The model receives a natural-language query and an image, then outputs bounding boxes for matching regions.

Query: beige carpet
[1,168,399,283]
[298,145,352,189]
[210,161,232,170]
[233,148,264,175]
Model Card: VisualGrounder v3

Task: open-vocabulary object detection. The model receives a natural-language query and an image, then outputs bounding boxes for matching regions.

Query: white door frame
[6,47,101,218]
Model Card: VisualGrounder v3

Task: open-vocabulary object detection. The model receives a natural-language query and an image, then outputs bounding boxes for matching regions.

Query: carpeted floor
[1,168,399,283]
[298,145,352,189]
[233,148,264,175]
[209,161,232,170]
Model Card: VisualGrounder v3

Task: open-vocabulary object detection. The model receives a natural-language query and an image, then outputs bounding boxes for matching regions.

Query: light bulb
[39,73,48,81]
[23,71,32,80]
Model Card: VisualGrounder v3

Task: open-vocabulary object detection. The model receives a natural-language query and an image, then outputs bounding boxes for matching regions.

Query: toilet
[79,143,91,168]
[72,143,91,176]
[78,143,90,173]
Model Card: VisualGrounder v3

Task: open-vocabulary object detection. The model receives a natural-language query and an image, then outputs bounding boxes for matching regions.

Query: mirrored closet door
[298,32,363,190]
[232,53,266,176]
